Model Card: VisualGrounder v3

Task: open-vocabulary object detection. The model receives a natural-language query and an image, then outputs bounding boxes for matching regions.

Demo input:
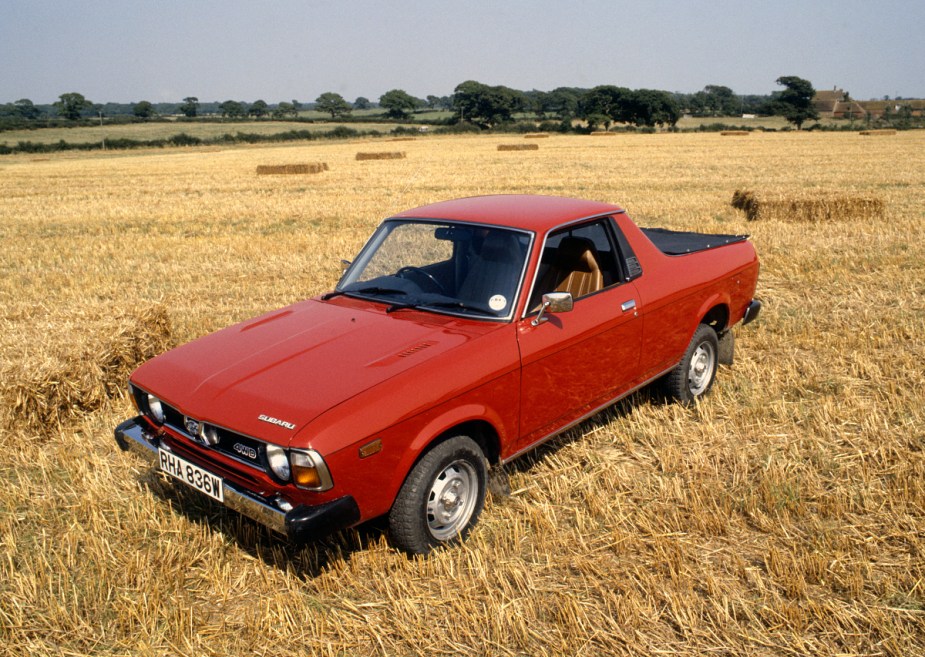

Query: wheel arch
[699,298,730,333]
[387,407,503,511]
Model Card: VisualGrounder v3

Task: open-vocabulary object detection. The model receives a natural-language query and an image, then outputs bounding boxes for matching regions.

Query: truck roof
[390,194,625,233]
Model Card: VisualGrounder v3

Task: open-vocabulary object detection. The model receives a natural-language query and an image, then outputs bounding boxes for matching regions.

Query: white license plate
[158,448,224,503]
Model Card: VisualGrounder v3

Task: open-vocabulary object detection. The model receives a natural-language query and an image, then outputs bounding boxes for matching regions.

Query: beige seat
[536,236,604,300]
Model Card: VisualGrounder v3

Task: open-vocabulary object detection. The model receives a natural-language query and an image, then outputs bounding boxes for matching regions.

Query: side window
[528,219,624,311]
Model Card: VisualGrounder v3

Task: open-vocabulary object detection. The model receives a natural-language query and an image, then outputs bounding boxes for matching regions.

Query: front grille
[131,384,279,477]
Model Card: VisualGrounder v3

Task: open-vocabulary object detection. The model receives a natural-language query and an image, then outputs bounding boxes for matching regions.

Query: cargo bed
[641,227,748,255]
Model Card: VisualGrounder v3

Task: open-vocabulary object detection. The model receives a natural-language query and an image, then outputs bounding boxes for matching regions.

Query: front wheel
[388,436,487,554]
[666,324,719,404]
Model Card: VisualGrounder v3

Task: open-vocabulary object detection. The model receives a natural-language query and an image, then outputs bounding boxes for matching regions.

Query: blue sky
[2,0,922,104]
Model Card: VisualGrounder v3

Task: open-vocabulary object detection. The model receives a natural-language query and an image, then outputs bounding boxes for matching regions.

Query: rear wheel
[388,436,487,554]
[666,324,719,404]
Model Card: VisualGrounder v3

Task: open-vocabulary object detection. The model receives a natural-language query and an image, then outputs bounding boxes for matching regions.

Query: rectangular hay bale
[355,151,407,160]
[524,133,550,139]
[720,131,750,136]
[0,305,173,437]
[859,129,896,136]
[256,163,328,175]
[731,189,885,222]
[497,144,539,151]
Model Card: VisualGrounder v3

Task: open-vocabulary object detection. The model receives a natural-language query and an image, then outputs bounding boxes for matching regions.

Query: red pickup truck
[115,195,760,553]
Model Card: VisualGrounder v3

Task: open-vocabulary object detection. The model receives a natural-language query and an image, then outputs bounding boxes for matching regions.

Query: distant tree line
[4,77,923,135]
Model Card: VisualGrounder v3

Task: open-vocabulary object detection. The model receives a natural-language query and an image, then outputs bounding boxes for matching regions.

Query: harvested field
[355,151,406,160]
[731,188,886,222]
[1,131,923,656]
[497,143,539,151]
[0,305,171,439]
[256,162,329,175]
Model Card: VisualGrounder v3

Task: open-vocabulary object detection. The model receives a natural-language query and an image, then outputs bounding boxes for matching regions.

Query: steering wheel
[396,266,447,295]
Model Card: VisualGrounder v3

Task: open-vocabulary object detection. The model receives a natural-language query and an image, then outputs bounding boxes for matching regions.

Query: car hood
[131,297,495,444]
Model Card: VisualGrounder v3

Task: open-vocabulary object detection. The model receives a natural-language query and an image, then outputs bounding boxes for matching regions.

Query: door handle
[621,299,637,312]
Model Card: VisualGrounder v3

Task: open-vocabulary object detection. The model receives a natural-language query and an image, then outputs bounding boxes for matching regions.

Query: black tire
[388,436,487,555]
[666,324,719,404]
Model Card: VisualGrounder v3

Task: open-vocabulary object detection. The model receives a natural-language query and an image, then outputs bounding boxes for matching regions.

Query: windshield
[336,220,532,320]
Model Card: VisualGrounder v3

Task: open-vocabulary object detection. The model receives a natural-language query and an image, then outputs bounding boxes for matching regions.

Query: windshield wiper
[385,300,422,314]
[348,286,408,296]
[386,300,496,316]
[424,301,496,316]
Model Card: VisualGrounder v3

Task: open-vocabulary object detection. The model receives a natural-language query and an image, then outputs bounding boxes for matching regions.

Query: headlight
[266,444,291,481]
[200,423,220,446]
[290,449,333,491]
[147,394,165,424]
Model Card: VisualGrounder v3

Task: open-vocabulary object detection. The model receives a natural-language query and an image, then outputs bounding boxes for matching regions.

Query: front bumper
[114,417,359,543]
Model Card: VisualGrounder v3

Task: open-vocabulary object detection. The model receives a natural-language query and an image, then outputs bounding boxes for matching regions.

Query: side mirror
[340,259,352,273]
[531,292,573,326]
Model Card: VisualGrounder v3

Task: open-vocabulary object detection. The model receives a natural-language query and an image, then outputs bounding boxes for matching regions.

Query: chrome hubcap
[688,342,716,396]
[426,460,478,540]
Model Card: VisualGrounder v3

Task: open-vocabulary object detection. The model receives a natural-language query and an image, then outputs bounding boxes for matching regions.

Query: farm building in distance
[813,87,925,119]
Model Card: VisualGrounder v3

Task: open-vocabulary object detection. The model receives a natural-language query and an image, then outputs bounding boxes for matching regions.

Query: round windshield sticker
[489,294,507,311]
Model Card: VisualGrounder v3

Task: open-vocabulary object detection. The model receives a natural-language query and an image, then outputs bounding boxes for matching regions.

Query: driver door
[515,218,644,453]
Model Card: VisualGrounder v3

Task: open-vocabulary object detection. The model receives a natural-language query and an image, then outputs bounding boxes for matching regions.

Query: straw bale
[859,129,896,136]
[256,163,328,175]
[355,151,407,160]
[0,305,172,436]
[731,188,885,222]
[387,137,416,142]
[524,133,550,139]
[590,131,618,136]
[497,144,539,151]
[720,131,750,136]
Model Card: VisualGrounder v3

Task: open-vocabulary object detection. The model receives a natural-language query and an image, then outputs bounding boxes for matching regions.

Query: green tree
[773,76,819,129]
[452,80,523,128]
[53,92,93,120]
[379,89,418,119]
[273,101,294,119]
[132,100,155,119]
[578,85,633,128]
[249,99,269,118]
[179,97,199,118]
[13,98,41,120]
[315,92,351,119]
[219,100,246,119]
[627,89,680,127]
[690,85,739,117]
[353,96,371,110]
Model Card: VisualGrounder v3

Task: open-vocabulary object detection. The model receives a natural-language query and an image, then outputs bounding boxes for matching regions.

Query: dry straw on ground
[256,163,329,175]
[497,143,539,151]
[355,151,406,160]
[720,130,750,136]
[860,129,897,136]
[731,188,886,222]
[1,131,923,657]
[0,305,171,438]
[387,137,416,142]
